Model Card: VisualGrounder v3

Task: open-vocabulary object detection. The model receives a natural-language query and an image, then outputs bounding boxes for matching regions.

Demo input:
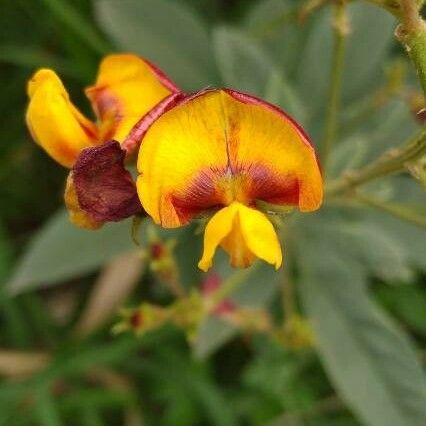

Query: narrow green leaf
[94,0,216,90]
[243,0,309,79]
[296,3,395,117]
[7,209,135,294]
[40,0,110,55]
[212,26,305,121]
[0,45,83,79]
[341,3,395,101]
[296,7,332,119]
[296,219,426,426]
[34,387,62,426]
[0,221,12,282]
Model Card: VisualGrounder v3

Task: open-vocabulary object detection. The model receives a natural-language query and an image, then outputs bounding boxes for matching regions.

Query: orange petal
[222,89,323,212]
[85,54,179,144]
[137,89,323,227]
[198,202,282,272]
[26,69,98,168]
[137,90,230,227]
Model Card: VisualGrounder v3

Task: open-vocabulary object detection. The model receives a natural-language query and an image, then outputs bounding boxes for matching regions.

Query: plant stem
[211,263,260,307]
[326,128,426,196]
[321,0,348,172]
[354,192,426,228]
[281,265,295,320]
[365,0,401,17]
[396,0,426,95]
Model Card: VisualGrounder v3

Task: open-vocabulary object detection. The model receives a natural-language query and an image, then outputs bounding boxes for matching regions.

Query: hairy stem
[396,0,426,95]
[354,191,426,228]
[281,262,296,320]
[211,263,260,307]
[326,128,426,196]
[365,0,401,16]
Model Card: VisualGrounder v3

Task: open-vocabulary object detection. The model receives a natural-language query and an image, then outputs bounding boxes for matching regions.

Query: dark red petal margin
[121,91,186,153]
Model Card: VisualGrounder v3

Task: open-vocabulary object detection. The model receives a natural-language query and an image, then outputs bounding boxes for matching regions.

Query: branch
[326,128,426,196]
[321,0,350,171]
[210,263,260,308]
[396,0,426,95]
[354,191,426,228]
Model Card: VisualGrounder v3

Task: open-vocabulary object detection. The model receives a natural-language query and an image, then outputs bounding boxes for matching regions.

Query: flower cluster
[26,54,323,271]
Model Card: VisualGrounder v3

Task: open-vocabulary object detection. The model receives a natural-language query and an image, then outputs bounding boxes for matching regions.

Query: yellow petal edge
[26,69,97,168]
[198,202,283,272]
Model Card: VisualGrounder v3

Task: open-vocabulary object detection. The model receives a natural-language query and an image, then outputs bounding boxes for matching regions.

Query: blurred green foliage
[0,0,425,425]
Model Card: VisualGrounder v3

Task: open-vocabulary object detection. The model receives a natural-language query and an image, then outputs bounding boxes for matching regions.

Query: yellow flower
[136,89,323,271]
[26,53,179,228]
[26,53,179,167]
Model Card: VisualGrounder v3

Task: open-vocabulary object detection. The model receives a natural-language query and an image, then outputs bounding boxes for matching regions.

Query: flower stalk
[354,191,426,228]
[209,263,260,309]
[326,128,426,196]
[396,0,426,95]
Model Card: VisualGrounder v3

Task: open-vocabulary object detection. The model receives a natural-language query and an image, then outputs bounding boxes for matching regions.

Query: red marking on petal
[88,87,123,141]
[243,164,300,205]
[144,58,181,94]
[170,168,225,224]
[124,88,219,154]
[54,139,85,167]
[170,163,300,223]
[73,141,144,222]
[122,92,186,153]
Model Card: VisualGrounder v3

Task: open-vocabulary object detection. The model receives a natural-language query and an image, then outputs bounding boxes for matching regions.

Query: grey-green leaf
[341,2,395,101]
[297,221,426,426]
[212,26,305,121]
[94,0,216,90]
[7,209,135,294]
[243,0,310,79]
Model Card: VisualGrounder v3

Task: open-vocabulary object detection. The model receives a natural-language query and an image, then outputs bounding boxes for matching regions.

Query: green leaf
[41,0,110,55]
[361,208,426,271]
[296,216,426,426]
[296,3,394,119]
[94,0,216,90]
[0,221,12,282]
[295,207,416,284]
[193,316,237,360]
[0,45,84,80]
[34,387,62,426]
[243,0,310,79]
[213,26,272,95]
[341,2,395,101]
[295,7,332,121]
[212,26,305,121]
[333,218,413,283]
[376,284,426,335]
[7,209,135,295]
[353,177,426,273]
